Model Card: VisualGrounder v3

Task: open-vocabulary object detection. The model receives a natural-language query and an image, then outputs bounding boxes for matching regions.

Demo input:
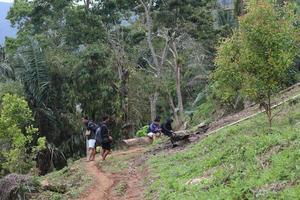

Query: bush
[0,94,40,174]
[136,125,149,137]
[191,101,215,125]
[0,173,37,200]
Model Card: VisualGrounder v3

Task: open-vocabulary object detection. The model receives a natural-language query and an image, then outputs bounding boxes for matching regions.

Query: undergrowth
[31,160,92,200]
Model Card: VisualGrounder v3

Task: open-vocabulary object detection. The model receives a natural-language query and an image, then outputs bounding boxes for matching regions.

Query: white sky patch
[0,0,14,3]
[0,0,87,4]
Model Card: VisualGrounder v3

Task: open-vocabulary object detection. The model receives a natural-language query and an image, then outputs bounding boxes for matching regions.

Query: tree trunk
[168,92,180,127]
[150,92,158,121]
[140,0,169,121]
[103,24,131,138]
[140,0,159,70]
[262,93,272,129]
[171,40,184,124]
[176,62,183,116]
[267,93,272,128]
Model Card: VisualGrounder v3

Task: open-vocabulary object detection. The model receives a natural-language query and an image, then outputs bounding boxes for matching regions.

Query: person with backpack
[82,116,99,162]
[147,116,162,140]
[100,116,112,161]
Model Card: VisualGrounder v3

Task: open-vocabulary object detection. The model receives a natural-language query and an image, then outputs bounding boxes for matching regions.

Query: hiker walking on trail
[147,116,162,140]
[100,116,112,161]
[82,116,99,162]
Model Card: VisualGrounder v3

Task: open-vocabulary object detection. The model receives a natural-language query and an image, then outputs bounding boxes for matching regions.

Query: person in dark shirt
[82,116,98,162]
[161,118,177,145]
[161,118,174,137]
[100,116,112,161]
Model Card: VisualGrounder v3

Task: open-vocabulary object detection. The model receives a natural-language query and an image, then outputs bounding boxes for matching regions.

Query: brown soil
[78,147,147,200]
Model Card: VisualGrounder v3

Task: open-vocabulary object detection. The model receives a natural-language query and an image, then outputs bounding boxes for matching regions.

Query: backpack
[95,126,102,144]
[87,121,99,132]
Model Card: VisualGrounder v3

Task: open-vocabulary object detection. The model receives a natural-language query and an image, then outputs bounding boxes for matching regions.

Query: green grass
[31,160,92,200]
[147,102,300,200]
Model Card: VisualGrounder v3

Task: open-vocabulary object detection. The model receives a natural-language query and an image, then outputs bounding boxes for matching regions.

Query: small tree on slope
[213,1,299,128]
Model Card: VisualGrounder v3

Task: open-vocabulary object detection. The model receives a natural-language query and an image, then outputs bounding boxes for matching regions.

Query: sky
[0,1,16,45]
[0,0,88,46]
[0,0,14,3]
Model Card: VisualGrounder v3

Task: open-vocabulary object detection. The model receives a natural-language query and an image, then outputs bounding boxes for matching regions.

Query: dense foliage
[1,0,300,175]
[0,94,40,174]
[213,1,299,126]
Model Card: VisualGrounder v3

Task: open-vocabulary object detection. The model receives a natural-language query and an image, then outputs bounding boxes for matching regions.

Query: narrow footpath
[78,148,146,200]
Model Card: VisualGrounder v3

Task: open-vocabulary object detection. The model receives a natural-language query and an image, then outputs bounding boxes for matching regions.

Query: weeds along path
[78,147,147,200]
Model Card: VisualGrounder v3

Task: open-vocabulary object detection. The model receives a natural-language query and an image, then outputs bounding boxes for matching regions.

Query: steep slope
[146,96,300,199]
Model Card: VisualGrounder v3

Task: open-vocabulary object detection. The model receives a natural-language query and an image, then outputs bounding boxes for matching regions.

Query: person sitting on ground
[82,116,99,162]
[147,116,162,139]
[161,118,175,137]
[100,116,112,161]
[161,118,177,145]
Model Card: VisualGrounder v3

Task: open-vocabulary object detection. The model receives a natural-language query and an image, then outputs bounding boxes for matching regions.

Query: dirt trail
[77,161,113,200]
[78,147,146,200]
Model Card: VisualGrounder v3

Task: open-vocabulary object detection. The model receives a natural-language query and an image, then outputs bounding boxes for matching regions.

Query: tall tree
[214,1,299,127]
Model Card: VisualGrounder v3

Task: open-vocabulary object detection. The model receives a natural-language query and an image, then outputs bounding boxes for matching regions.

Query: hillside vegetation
[2,1,300,199]
[147,98,300,199]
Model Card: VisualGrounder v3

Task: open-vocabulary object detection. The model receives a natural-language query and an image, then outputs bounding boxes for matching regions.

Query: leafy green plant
[192,101,215,125]
[136,125,149,137]
[213,1,299,127]
[0,93,39,173]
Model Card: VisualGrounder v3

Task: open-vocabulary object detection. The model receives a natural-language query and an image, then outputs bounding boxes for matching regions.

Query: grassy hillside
[147,99,300,199]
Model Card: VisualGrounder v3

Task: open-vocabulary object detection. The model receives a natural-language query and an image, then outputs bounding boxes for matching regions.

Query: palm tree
[15,39,50,106]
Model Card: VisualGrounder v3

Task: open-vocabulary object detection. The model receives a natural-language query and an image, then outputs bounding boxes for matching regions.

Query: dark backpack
[95,125,102,144]
[87,121,99,132]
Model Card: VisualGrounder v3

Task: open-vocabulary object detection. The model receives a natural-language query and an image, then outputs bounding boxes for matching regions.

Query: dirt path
[77,161,113,200]
[78,147,147,200]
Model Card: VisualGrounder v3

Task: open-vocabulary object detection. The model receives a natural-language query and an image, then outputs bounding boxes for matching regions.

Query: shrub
[136,125,149,137]
[0,94,40,174]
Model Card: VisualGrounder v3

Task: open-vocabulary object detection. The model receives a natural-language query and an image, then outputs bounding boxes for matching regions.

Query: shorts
[102,141,111,151]
[147,132,161,138]
[88,139,96,148]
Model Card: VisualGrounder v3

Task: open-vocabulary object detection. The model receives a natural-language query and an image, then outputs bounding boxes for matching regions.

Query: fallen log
[122,137,153,147]
[123,123,210,148]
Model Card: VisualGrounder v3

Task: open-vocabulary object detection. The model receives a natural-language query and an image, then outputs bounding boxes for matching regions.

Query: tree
[0,94,39,174]
[214,1,299,127]
[136,0,216,124]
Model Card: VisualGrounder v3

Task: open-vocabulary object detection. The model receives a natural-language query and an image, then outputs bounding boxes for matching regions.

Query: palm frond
[0,62,15,81]
[15,39,50,106]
